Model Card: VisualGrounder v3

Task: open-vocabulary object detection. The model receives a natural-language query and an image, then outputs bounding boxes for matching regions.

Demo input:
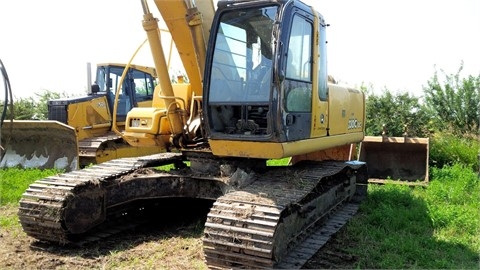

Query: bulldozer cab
[358,127,430,185]
[95,64,156,122]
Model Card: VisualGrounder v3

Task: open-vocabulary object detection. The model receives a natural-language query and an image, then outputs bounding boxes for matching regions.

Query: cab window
[285,15,313,112]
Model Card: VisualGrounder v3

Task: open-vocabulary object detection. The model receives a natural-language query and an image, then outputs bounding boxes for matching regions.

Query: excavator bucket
[359,135,429,185]
[0,120,78,171]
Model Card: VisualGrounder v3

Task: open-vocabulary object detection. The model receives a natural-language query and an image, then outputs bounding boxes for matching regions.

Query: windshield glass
[208,5,278,103]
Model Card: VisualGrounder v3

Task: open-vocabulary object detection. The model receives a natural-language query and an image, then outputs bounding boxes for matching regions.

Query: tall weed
[422,163,480,246]
[429,132,479,171]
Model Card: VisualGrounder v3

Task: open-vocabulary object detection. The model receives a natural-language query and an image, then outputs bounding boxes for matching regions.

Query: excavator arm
[123,0,215,148]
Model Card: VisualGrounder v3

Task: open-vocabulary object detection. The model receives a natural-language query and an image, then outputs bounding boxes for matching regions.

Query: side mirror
[91,83,100,94]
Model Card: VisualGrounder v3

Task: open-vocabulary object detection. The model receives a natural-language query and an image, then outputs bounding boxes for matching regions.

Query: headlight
[130,118,141,127]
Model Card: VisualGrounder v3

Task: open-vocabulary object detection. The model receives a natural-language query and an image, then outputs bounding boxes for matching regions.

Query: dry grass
[0,203,209,270]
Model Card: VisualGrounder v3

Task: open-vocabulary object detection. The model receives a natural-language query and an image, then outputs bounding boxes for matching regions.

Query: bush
[424,64,480,136]
[364,89,431,137]
[429,132,479,171]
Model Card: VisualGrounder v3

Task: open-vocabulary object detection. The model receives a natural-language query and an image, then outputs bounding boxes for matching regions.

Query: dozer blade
[359,136,429,185]
[0,120,78,171]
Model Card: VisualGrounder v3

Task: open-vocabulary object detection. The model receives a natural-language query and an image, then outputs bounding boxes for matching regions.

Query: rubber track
[18,152,182,244]
[203,161,365,269]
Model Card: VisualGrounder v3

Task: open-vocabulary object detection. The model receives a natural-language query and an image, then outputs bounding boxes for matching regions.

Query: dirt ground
[0,204,357,269]
[0,222,205,270]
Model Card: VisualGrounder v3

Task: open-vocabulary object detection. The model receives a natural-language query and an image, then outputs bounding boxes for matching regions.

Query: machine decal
[348,118,362,129]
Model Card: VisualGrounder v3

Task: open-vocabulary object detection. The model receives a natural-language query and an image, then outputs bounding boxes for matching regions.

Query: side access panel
[0,120,78,171]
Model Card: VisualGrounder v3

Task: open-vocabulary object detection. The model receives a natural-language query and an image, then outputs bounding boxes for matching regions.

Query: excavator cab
[203,0,365,159]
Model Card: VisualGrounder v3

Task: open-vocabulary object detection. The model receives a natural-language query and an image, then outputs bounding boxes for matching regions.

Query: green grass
[0,168,60,230]
[0,167,61,206]
[342,163,480,268]
[0,205,19,229]
[267,157,290,166]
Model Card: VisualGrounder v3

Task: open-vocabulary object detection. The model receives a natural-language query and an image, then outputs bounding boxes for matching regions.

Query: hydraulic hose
[0,58,14,127]
[0,58,14,160]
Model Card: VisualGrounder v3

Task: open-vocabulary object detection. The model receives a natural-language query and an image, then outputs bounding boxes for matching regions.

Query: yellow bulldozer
[13,0,428,268]
[0,63,166,170]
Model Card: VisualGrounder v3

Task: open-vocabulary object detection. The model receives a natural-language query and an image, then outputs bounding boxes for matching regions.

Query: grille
[48,101,68,123]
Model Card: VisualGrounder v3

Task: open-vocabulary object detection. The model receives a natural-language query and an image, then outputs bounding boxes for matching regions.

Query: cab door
[283,13,314,141]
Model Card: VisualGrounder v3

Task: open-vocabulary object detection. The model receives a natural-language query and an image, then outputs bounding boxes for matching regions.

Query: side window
[133,75,154,102]
[286,15,312,81]
[285,15,313,112]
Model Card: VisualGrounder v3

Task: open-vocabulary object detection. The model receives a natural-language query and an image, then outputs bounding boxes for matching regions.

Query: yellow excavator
[15,0,426,268]
[0,63,166,170]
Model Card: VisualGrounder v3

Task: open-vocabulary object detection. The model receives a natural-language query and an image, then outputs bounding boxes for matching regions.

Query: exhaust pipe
[87,62,92,95]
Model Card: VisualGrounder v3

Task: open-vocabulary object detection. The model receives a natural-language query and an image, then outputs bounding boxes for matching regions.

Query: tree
[0,90,63,120]
[364,88,431,137]
[4,96,37,119]
[424,63,480,135]
[33,90,61,119]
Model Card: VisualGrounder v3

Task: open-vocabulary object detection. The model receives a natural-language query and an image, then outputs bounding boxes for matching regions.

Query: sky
[0,0,479,99]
